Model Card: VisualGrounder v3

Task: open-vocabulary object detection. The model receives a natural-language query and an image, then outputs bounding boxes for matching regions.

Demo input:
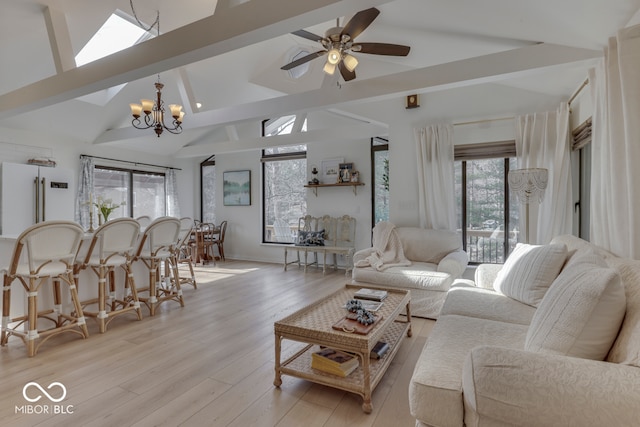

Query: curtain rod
[453,116,513,126]
[568,78,589,105]
[80,154,181,171]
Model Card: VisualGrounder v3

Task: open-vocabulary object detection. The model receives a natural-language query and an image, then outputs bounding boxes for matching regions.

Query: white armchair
[352,226,468,319]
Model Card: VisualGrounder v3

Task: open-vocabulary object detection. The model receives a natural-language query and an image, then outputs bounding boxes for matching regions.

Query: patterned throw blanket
[355,222,411,271]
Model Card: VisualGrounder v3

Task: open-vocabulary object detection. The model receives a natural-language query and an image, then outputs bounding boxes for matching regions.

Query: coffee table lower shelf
[275,319,409,413]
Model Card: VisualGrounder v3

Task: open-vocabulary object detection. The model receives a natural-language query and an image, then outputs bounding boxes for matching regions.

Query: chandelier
[127,3,184,137]
[129,75,184,137]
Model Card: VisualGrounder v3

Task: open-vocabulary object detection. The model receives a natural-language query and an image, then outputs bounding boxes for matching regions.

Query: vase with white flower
[94,196,126,225]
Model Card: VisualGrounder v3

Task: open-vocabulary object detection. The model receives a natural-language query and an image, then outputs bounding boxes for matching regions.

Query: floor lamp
[508,168,548,244]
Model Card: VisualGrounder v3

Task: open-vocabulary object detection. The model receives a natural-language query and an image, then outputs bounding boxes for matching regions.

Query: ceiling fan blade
[291,29,325,43]
[338,61,356,81]
[355,42,410,56]
[280,50,327,71]
[340,7,380,40]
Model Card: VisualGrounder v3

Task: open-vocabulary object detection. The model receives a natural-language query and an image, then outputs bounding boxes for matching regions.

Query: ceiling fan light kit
[281,7,410,82]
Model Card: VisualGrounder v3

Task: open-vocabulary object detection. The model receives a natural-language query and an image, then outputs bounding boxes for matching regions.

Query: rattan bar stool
[79,218,143,333]
[0,220,89,357]
[134,216,183,316]
[171,217,197,289]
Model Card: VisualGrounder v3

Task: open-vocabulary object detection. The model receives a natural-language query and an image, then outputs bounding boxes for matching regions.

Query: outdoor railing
[465,229,518,264]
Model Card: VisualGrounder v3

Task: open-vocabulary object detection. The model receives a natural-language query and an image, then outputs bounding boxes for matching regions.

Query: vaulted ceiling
[1,0,639,157]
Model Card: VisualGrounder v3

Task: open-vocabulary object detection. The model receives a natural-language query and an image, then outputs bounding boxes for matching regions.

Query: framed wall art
[321,157,343,184]
[223,170,251,206]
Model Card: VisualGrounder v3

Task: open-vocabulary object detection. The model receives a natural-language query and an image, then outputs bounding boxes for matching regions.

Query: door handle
[34,177,39,223]
[41,177,46,222]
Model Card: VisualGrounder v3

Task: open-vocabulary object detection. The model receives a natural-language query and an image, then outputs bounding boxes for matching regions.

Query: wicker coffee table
[273,284,411,413]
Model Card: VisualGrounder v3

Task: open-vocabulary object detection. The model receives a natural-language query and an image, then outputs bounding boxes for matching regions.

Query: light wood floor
[0,260,434,427]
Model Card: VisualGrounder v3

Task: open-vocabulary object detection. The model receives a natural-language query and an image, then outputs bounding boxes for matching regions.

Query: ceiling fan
[281,7,410,82]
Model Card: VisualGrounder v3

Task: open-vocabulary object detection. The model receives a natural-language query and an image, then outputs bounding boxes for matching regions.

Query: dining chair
[79,218,143,333]
[0,220,89,357]
[213,220,228,261]
[134,216,183,316]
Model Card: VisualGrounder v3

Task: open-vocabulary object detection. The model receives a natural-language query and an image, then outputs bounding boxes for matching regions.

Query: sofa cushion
[352,262,452,292]
[409,314,528,427]
[395,227,462,264]
[442,285,536,325]
[551,234,640,367]
[493,243,568,307]
[525,254,626,360]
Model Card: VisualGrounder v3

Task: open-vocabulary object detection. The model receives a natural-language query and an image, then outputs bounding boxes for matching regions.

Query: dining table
[190,224,221,264]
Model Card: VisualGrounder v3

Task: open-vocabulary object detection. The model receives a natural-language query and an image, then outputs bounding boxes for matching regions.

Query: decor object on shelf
[321,157,343,184]
[508,168,548,243]
[309,165,320,184]
[280,7,410,82]
[223,170,251,206]
[339,162,353,183]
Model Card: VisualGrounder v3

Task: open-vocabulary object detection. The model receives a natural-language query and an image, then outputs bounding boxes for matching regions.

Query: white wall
[211,132,372,263]
[0,126,196,223]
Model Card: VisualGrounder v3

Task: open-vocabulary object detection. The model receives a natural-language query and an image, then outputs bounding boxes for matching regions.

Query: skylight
[75,12,149,67]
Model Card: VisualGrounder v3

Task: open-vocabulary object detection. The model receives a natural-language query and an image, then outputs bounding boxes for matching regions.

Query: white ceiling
[0,0,639,157]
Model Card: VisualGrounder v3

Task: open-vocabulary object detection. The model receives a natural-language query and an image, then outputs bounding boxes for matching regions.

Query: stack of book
[311,348,359,377]
[354,288,388,302]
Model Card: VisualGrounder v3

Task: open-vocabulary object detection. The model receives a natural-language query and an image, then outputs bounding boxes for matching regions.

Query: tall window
[371,137,389,228]
[455,142,518,264]
[93,166,166,219]
[262,146,307,243]
[201,155,216,224]
[262,115,307,243]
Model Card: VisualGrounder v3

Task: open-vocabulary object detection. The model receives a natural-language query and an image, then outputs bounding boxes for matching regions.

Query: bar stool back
[1,220,88,357]
[135,216,183,315]
[80,218,142,333]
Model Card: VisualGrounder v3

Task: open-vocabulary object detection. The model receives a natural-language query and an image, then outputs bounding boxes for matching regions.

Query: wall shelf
[304,182,365,196]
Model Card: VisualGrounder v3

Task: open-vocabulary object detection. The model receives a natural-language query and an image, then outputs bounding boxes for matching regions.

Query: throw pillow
[493,243,568,307]
[296,229,325,246]
[525,255,626,360]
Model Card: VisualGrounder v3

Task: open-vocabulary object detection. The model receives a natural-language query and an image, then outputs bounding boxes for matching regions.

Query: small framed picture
[339,163,353,183]
[350,171,359,183]
[321,157,343,184]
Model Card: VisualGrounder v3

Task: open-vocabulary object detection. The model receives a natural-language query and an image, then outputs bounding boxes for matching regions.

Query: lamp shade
[343,54,358,72]
[327,48,341,65]
[323,62,337,75]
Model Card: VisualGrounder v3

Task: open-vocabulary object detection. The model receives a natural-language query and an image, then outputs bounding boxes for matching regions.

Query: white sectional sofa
[352,227,468,319]
[409,234,640,427]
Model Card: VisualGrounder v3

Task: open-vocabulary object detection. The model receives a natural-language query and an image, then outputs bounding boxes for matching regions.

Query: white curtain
[515,103,573,244]
[75,156,94,230]
[166,168,181,218]
[589,24,640,258]
[414,124,457,230]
